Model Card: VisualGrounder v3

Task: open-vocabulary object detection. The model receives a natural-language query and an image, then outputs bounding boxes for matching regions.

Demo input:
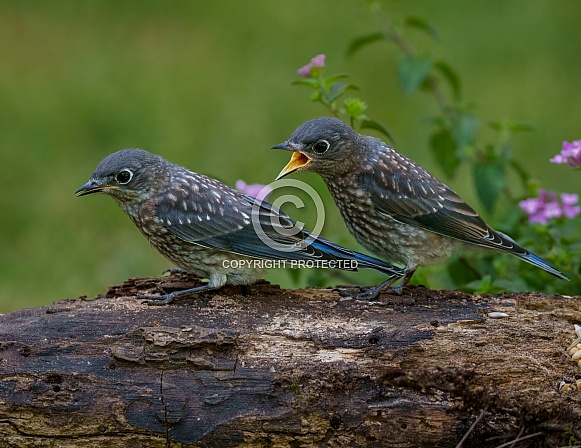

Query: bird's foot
[161,268,188,276]
[333,286,362,298]
[379,285,411,296]
[340,285,384,301]
[138,284,213,306]
[334,276,407,301]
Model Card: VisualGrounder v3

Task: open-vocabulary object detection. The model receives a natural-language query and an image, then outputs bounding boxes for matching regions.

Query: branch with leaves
[291,2,579,294]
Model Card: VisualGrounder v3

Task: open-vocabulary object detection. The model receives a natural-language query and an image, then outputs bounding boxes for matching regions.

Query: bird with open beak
[272,117,568,299]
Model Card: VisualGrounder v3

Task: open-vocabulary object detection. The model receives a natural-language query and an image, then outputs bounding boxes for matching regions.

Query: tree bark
[0,273,580,447]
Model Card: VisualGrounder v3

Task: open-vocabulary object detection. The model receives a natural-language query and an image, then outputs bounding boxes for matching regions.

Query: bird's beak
[75,180,114,197]
[272,143,312,180]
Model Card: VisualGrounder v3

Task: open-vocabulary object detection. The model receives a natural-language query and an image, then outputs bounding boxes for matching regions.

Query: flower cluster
[519,189,580,225]
[235,180,272,201]
[520,139,580,224]
[550,140,581,168]
[297,54,325,78]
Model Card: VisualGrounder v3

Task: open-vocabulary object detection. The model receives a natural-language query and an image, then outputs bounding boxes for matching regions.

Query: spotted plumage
[273,117,568,296]
[76,148,405,304]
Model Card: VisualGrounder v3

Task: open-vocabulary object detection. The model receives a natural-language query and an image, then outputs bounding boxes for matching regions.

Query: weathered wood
[0,273,580,447]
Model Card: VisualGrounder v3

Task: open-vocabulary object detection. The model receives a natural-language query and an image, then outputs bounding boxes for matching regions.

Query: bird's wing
[155,175,357,262]
[359,155,569,279]
[358,150,517,251]
[154,177,252,243]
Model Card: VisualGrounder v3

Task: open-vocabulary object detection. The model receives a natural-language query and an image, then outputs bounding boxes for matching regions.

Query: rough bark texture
[0,273,580,447]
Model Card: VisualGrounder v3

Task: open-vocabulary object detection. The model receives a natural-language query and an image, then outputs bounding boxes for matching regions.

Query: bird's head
[272,117,360,180]
[76,148,167,204]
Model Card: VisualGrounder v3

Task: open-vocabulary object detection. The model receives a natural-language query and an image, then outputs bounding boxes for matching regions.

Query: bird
[272,116,568,298]
[75,148,405,304]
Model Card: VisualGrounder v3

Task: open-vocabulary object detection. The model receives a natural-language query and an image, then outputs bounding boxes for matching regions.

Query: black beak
[271,142,293,151]
[75,180,107,197]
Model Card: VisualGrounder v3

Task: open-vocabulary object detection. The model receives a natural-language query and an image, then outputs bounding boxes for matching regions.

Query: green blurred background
[1,0,579,311]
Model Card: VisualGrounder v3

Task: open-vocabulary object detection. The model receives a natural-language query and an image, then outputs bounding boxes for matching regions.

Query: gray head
[272,117,361,179]
[76,148,169,203]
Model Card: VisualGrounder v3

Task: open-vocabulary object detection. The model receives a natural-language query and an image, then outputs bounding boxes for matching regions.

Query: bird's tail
[352,251,406,278]
[516,251,569,281]
[308,236,405,279]
[497,231,569,280]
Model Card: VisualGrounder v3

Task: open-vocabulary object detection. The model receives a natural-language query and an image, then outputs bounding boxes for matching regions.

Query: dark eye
[312,139,330,154]
[115,169,133,185]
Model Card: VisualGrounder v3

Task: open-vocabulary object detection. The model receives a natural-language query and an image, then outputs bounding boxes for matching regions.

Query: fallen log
[0,273,580,447]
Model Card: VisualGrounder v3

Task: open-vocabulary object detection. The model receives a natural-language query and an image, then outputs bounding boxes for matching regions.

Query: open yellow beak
[276,152,312,180]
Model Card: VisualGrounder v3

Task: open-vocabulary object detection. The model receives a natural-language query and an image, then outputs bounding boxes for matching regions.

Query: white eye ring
[313,139,330,154]
[115,169,133,185]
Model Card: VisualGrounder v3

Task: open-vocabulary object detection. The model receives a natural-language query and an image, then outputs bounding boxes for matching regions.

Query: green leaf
[404,16,439,40]
[324,84,345,104]
[493,277,531,293]
[429,127,461,178]
[433,60,461,100]
[451,113,478,149]
[346,32,384,57]
[323,73,350,90]
[473,159,506,214]
[324,82,357,104]
[360,119,396,144]
[465,275,500,294]
[397,55,432,94]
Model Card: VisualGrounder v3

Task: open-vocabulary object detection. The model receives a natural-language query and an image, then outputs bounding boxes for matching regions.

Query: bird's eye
[115,169,133,185]
[313,140,330,154]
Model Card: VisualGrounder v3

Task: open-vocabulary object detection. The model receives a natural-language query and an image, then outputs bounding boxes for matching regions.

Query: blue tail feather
[352,251,406,277]
[519,251,569,281]
[309,238,405,278]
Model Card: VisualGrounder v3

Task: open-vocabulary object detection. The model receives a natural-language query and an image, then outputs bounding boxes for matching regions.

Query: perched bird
[76,148,405,304]
[273,117,568,298]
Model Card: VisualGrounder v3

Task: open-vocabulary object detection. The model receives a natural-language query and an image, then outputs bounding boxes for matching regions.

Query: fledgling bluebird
[76,148,405,304]
[273,117,568,298]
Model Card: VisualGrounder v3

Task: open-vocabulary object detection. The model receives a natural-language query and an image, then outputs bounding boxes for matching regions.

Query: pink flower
[549,139,581,168]
[310,54,325,68]
[297,65,312,77]
[235,180,272,201]
[561,193,581,218]
[519,189,580,224]
[297,54,326,78]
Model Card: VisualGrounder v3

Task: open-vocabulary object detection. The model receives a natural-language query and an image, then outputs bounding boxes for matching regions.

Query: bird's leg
[140,283,215,306]
[142,272,226,305]
[336,276,399,300]
[399,269,416,288]
[337,269,416,301]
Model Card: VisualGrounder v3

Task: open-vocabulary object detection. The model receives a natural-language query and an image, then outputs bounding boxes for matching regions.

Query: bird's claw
[346,286,382,301]
[137,283,213,306]
[332,286,362,299]
[335,284,409,301]
[136,289,177,305]
[333,285,383,300]
[162,268,188,276]
[137,284,182,305]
